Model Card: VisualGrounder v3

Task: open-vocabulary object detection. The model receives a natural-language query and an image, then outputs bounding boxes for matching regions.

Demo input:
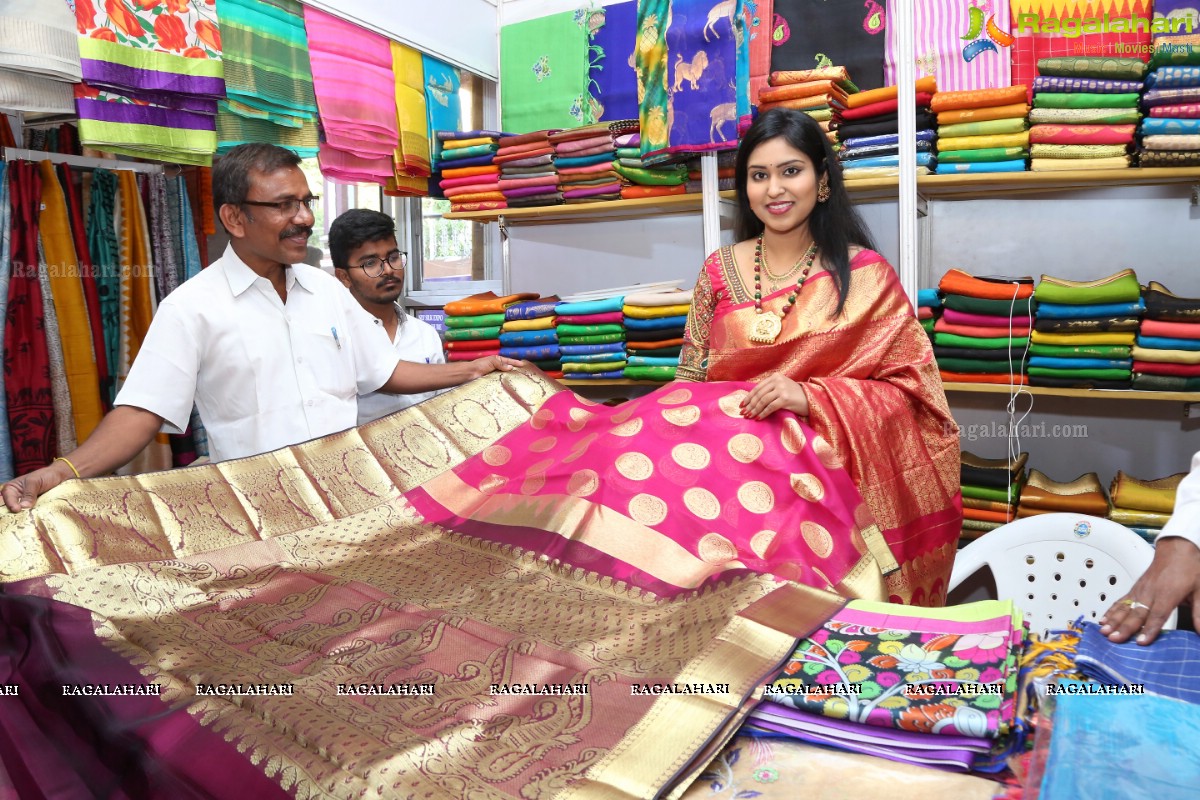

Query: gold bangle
[54,456,81,479]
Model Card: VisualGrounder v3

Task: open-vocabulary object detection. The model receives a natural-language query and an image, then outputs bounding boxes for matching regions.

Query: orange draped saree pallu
[679,247,962,605]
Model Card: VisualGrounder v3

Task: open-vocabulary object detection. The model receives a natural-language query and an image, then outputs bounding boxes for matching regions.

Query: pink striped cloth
[317,145,393,184]
[885,0,1011,92]
[498,176,562,190]
[440,174,500,190]
[942,308,1033,328]
[557,161,619,176]
[305,6,398,182]
[1150,104,1200,119]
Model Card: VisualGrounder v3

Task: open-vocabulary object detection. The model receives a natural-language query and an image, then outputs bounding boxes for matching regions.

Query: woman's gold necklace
[749,235,818,344]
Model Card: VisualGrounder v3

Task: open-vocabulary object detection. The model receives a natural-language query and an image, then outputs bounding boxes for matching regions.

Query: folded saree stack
[748,599,1027,773]
[933,269,1034,385]
[1107,469,1187,541]
[441,291,538,362]
[1016,469,1110,519]
[1138,65,1200,166]
[759,65,856,145]
[685,150,735,193]
[0,0,79,116]
[215,0,319,158]
[622,289,692,381]
[1137,0,1200,166]
[436,130,506,212]
[1132,282,1200,389]
[550,122,621,205]
[612,127,690,199]
[932,86,1031,174]
[1029,269,1141,389]
[495,129,557,208]
[1027,57,1142,172]
[960,451,1029,537]
[838,76,938,178]
[917,287,941,338]
[555,293,627,379]
[72,0,224,165]
[499,295,561,377]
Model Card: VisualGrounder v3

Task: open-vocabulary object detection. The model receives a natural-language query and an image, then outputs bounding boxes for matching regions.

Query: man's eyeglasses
[241,195,320,217]
[351,251,407,278]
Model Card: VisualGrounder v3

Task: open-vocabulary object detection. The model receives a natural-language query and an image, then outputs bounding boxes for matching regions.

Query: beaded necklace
[748,235,818,344]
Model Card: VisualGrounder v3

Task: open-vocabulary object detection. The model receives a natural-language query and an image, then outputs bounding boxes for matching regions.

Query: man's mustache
[280,226,312,240]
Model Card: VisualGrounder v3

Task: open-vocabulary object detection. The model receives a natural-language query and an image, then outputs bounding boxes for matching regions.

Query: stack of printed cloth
[495,130,559,209]
[1133,282,1200,390]
[961,451,1029,538]
[1108,469,1187,543]
[441,291,538,362]
[837,77,938,179]
[934,269,1034,385]
[1016,470,1110,519]
[917,288,940,339]
[437,131,506,212]
[1032,622,1200,800]
[757,66,857,143]
[931,86,1031,174]
[622,290,692,382]
[550,123,623,206]
[612,129,688,200]
[747,599,1026,773]
[1028,57,1142,172]
[499,296,562,379]
[685,152,735,193]
[1029,270,1142,389]
[555,294,628,380]
[1139,66,1200,167]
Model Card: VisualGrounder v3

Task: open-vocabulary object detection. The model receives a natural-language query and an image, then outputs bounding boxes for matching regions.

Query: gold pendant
[749,311,782,344]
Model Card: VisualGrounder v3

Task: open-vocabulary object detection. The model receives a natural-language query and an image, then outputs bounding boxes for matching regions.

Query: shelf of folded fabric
[443,193,719,224]
[559,379,668,386]
[941,381,1200,402]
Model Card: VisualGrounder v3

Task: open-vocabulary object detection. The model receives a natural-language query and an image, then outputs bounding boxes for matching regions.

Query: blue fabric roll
[934,159,1027,174]
[917,289,941,309]
[1036,299,1144,318]
[1145,66,1200,89]
[559,342,626,355]
[554,152,615,169]
[841,129,937,149]
[1142,117,1200,135]
[562,369,626,379]
[556,296,625,314]
[623,315,688,330]
[840,152,935,168]
[505,299,559,320]
[499,329,558,346]
[562,351,625,363]
[626,355,681,366]
[1028,356,1134,370]
[499,345,561,360]
[1136,335,1200,351]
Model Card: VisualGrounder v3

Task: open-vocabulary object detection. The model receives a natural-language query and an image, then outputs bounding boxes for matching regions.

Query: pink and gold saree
[679,247,962,606]
[1,372,854,799]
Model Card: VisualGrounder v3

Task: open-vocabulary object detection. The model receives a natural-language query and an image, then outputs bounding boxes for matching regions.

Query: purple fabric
[433,153,496,169]
[562,183,623,198]
[615,133,640,147]
[75,98,217,131]
[1145,87,1200,108]
[80,59,226,99]
[502,184,564,198]
[591,0,640,122]
[1032,76,1144,94]
[0,589,289,799]
[500,154,555,168]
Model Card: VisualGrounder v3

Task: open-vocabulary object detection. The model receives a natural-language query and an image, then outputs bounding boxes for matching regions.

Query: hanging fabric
[87,169,121,405]
[147,174,181,299]
[36,160,104,444]
[5,160,56,474]
[173,176,204,282]
[423,54,462,140]
[590,0,640,122]
[0,164,14,481]
[500,10,597,133]
[771,0,888,91]
[0,0,80,114]
[885,0,1011,92]
[390,41,432,179]
[37,239,77,454]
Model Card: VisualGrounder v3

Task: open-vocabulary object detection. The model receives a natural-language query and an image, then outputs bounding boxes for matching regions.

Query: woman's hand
[741,374,809,420]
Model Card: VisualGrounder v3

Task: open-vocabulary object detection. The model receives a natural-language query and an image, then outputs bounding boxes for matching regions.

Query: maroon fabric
[4,160,56,473]
[57,163,111,412]
[0,586,291,800]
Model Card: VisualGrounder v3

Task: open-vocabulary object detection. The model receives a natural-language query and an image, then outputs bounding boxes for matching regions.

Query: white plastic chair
[949,513,1177,636]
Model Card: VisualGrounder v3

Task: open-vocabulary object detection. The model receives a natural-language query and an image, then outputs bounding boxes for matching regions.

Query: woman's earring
[817,177,830,203]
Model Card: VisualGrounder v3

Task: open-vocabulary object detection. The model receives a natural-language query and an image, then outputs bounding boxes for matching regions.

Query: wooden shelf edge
[942,381,1200,402]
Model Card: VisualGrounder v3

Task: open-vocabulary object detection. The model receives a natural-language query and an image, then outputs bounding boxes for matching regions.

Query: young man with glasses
[3,143,521,511]
[329,209,447,425]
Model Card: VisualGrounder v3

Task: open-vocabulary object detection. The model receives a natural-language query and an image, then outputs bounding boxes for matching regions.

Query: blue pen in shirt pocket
[331,327,342,349]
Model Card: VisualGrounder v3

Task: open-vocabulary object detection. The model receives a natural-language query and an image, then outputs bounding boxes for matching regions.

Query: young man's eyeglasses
[241,195,321,217]
[350,251,407,278]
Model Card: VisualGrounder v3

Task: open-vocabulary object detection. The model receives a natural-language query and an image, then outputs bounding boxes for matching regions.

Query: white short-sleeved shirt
[1159,450,1200,550]
[114,245,401,462]
[356,307,446,425]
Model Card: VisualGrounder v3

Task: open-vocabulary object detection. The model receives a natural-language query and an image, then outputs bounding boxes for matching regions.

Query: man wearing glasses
[3,143,521,511]
[329,209,446,425]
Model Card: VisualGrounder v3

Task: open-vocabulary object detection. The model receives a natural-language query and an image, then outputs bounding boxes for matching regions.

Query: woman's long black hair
[733,108,876,315]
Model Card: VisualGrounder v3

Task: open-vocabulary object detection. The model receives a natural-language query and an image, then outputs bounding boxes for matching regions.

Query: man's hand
[1099,536,1200,645]
[741,374,809,420]
[469,355,524,378]
[3,460,76,512]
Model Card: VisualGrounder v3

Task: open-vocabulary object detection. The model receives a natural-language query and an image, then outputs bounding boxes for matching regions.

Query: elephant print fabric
[771,0,888,91]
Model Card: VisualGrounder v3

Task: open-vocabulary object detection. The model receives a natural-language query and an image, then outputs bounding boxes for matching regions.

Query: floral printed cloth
[766,599,1025,739]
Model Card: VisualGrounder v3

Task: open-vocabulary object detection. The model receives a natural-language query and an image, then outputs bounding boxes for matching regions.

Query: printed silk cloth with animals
[638,0,752,162]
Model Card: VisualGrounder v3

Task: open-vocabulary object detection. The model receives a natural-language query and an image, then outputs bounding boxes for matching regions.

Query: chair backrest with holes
[948,513,1176,636]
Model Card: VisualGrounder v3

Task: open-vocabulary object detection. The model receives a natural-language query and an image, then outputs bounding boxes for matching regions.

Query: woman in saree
[674,108,962,605]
